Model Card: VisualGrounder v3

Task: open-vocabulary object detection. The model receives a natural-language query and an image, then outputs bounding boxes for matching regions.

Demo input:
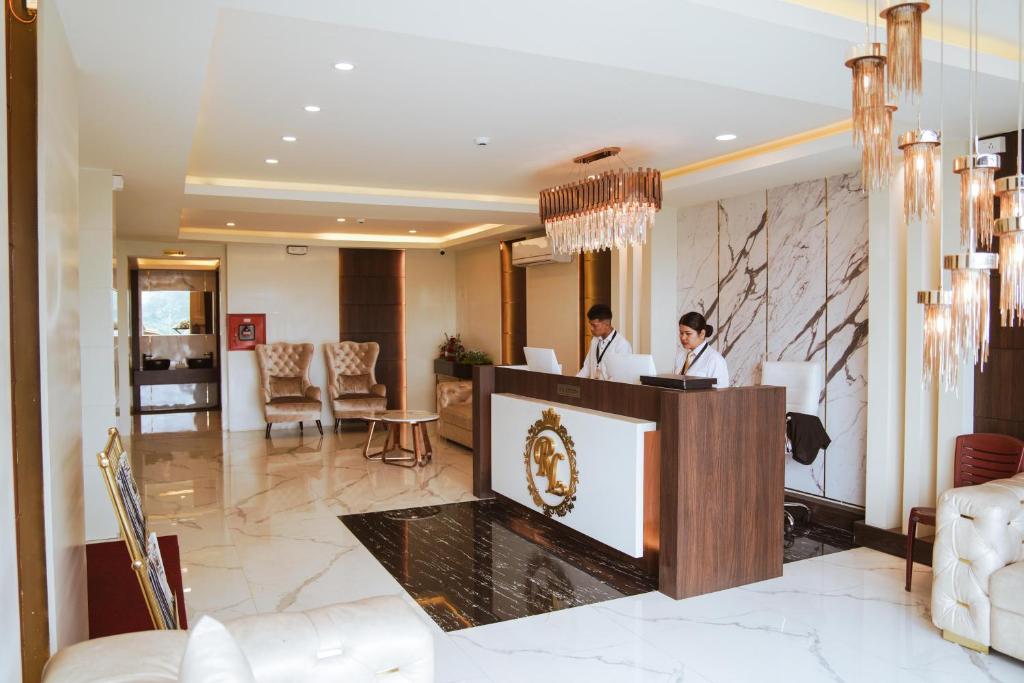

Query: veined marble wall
[677,172,868,506]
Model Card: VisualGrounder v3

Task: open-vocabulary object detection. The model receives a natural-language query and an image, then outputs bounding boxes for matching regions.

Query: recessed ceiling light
[336,218,346,223]
[304,105,321,112]
[281,135,297,142]
[265,158,279,164]
[715,133,738,141]
[333,62,355,71]
[226,222,235,227]
[408,230,418,234]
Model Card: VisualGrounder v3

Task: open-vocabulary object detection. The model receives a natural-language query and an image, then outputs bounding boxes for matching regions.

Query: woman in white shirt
[673,311,729,387]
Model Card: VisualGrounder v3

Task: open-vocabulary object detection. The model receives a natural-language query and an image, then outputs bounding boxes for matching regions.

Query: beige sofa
[42,596,434,683]
[437,381,472,449]
[931,471,1024,660]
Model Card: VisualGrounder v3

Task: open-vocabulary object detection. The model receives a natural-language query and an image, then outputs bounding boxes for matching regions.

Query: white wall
[114,240,227,434]
[406,250,457,409]
[38,0,87,650]
[455,243,501,362]
[79,168,118,541]
[0,23,22,682]
[225,244,339,431]
[526,259,579,374]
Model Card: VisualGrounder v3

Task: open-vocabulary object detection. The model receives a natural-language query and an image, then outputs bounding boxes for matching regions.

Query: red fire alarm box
[228,313,266,351]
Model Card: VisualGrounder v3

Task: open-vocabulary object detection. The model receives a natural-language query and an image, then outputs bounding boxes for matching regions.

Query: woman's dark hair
[678,311,714,339]
[587,303,613,321]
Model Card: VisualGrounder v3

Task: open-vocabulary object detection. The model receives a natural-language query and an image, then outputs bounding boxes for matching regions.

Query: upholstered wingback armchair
[325,341,388,430]
[437,380,473,449]
[255,342,323,438]
[932,472,1024,660]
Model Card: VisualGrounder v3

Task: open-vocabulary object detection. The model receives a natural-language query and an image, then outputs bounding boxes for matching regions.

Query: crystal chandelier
[539,147,661,254]
[880,2,930,98]
[918,290,957,390]
[898,129,941,222]
[994,0,1024,326]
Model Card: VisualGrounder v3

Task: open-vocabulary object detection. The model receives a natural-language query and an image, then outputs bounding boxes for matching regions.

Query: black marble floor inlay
[784,521,857,563]
[341,498,658,631]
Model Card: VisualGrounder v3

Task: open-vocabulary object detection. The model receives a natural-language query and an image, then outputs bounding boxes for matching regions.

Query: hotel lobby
[3,1,1024,682]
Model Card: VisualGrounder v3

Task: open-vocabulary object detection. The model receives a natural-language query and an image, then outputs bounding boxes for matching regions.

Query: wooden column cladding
[976,130,1024,440]
[6,2,50,679]
[499,240,526,365]
[578,250,611,361]
[339,249,406,409]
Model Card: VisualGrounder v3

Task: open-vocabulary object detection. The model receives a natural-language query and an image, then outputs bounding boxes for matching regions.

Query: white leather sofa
[932,472,1024,660]
[42,596,434,683]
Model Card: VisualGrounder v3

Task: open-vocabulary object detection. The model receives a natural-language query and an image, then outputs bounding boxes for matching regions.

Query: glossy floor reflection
[342,499,657,631]
[132,426,1024,682]
[784,521,856,563]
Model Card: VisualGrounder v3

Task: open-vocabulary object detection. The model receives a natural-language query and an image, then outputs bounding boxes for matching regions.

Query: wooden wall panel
[500,240,526,365]
[579,250,611,361]
[339,249,406,409]
[977,130,1024,439]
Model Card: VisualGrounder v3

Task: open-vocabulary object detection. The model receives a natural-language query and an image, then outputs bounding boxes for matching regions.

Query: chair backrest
[255,342,314,402]
[760,360,824,415]
[324,341,380,394]
[953,433,1024,487]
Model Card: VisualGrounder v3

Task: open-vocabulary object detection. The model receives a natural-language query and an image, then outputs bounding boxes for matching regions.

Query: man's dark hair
[586,303,613,321]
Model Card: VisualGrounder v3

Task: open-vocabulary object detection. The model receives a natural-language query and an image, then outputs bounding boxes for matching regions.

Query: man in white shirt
[577,304,632,380]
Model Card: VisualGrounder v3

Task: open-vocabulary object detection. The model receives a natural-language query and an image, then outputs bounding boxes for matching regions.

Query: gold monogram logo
[523,408,578,517]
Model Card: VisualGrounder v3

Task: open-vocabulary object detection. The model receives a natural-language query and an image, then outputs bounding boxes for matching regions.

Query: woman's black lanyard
[682,342,709,375]
[596,330,618,366]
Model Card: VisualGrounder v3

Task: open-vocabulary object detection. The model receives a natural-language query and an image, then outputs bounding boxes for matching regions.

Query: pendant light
[945,0,998,369]
[994,0,1024,326]
[880,2,930,99]
[847,1,893,190]
[918,0,956,390]
[954,153,999,249]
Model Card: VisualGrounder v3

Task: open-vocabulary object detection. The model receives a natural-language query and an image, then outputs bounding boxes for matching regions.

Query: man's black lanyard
[596,330,618,365]
[681,342,709,375]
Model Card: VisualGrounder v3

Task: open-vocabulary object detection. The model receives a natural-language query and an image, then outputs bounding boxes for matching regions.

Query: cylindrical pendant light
[954,153,1000,249]
[945,252,998,368]
[846,43,892,190]
[996,216,1024,326]
[918,290,957,390]
[880,2,930,98]
[898,129,941,222]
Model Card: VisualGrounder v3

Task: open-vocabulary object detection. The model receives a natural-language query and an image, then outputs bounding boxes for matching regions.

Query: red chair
[906,433,1024,591]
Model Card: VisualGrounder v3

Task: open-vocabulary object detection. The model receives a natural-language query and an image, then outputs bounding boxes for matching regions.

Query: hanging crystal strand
[881,2,929,99]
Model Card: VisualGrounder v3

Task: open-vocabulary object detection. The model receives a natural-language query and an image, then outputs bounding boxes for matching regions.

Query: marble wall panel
[824,173,869,506]
[718,192,768,387]
[767,179,828,496]
[677,202,719,345]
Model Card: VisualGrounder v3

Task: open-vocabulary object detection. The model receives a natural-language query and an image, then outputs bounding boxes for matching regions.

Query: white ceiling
[55,0,1024,248]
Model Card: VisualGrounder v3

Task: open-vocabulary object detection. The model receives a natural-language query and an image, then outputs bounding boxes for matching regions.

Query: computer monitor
[523,347,562,375]
[604,353,657,384]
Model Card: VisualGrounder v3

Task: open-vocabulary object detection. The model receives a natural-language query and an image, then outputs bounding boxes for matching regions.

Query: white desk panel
[490,393,656,557]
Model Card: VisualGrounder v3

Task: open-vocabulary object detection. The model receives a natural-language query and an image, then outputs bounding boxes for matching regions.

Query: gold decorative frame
[523,409,579,517]
[96,427,179,630]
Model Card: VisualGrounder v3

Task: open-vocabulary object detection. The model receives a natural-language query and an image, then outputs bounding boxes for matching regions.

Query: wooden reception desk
[472,365,786,600]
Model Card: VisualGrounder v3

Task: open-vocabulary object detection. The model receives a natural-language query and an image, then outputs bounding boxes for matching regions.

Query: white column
[645,208,679,370]
[865,182,907,529]
[79,168,118,541]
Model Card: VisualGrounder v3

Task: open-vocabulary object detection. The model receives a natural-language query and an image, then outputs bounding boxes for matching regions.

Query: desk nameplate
[556,383,581,399]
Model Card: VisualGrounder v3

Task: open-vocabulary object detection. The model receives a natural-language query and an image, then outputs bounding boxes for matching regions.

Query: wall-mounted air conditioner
[511,236,572,267]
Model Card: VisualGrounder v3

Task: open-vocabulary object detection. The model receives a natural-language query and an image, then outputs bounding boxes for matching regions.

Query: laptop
[523,347,562,375]
[604,354,658,384]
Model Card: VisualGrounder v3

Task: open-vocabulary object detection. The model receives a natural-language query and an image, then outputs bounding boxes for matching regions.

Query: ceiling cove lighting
[880,2,929,98]
[304,105,321,112]
[538,146,662,254]
[715,133,737,141]
[333,62,355,71]
[994,0,1024,327]
[282,136,297,142]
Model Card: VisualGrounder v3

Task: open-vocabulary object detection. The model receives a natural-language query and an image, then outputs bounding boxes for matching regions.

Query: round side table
[359,410,439,468]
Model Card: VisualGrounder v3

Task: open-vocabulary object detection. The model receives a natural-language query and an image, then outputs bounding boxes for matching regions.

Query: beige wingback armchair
[437,380,473,449]
[256,342,323,438]
[325,341,388,430]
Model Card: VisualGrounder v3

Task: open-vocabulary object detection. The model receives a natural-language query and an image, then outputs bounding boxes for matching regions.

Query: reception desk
[472,365,785,600]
